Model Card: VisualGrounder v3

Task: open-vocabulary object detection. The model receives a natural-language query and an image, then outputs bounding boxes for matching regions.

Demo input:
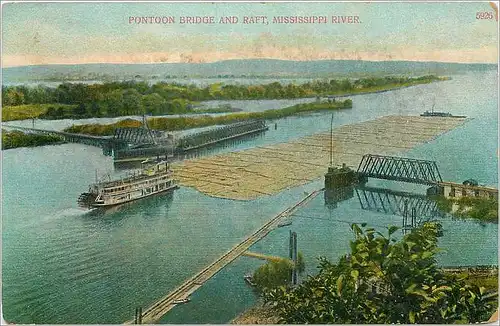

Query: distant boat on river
[420,102,467,118]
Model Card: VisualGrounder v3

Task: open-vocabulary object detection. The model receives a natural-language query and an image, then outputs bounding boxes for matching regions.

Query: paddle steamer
[78,160,178,208]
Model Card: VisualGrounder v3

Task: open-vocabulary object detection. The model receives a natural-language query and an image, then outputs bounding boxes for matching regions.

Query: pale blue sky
[1,2,498,66]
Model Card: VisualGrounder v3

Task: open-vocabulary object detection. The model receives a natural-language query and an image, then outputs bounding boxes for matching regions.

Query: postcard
[1,1,498,324]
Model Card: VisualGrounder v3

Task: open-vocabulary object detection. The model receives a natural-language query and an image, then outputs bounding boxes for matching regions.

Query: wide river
[2,72,498,324]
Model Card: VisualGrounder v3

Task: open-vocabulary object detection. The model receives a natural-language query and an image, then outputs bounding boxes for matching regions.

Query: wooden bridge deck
[129,189,322,324]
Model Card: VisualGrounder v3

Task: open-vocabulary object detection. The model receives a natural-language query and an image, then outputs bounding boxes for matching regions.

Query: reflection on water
[354,185,443,219]
[324,186,354,209]
[324,185,445,233]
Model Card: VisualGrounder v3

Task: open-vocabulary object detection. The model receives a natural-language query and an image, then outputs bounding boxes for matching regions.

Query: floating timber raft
[172,115,468,200]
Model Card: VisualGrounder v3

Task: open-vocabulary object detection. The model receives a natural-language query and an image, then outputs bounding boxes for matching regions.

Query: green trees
[141,93,166,115]
[2,76,442,121]
[263,223,496,324]
[2,76,442,113]
[64,100,351,135]
[253,259,294,291]
[435,196,498,224]
[2,131,63,149]
[253,253,306,292]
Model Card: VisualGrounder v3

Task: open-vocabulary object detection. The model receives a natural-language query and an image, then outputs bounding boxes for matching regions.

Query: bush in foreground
[263,223,496,324]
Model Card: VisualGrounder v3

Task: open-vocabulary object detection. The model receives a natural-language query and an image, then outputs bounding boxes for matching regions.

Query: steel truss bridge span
[357,154,443,186]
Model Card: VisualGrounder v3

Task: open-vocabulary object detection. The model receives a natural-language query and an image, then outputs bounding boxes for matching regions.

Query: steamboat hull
[89,183,179,208]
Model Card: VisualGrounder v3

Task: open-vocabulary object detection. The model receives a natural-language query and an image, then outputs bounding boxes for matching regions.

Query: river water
[1,72,498,324]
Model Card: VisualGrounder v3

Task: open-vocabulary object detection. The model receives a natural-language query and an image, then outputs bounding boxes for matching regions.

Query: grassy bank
[64,119,143,136]
[435,196,498,223]
[2,103,77,121]
[64,99,352,135]
[2,130,64,150]
[2,103,238,122]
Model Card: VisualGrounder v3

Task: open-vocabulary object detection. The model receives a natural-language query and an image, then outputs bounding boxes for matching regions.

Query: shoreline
[2,77,444,123]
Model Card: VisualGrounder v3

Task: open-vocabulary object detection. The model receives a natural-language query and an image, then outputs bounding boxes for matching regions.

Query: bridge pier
[134,307,143,324]
[438,182,498,200]
[289,231,298,285]
[324,163,364,189]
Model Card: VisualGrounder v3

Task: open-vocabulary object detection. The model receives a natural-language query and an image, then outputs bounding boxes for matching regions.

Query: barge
[78,160,178,208]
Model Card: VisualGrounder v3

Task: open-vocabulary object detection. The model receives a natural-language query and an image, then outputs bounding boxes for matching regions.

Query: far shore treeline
[2,75,443,121]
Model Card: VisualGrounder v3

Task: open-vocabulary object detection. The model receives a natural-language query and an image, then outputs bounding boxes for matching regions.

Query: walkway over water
[173,115,468,200]
[129,189,322,324]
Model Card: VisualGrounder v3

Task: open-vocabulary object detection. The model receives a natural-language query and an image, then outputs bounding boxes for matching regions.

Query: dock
[128,189,321,324]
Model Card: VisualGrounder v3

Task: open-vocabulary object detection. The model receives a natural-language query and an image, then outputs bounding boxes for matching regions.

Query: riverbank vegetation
[64,119,142,136]
[2,75,442,121]
[63,100,352,135]
[2,130,64,150]
[244,223,496,324]
[2,103,77,121]
[2,102,239,122]
[435,196,498,223]
[252,252,305,292]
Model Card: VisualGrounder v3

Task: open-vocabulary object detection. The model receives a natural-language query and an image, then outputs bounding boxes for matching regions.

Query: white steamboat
[78,160,178,208]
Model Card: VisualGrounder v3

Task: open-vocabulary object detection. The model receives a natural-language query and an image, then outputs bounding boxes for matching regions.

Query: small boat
[172,298,190,304]
[277,220,292,228]
[420,111,467,118]
[420,102,466,118]
[78,160,178,208]
[244,275,256,286]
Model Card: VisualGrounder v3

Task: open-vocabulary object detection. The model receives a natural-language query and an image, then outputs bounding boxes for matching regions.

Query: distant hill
[2,59,497,83]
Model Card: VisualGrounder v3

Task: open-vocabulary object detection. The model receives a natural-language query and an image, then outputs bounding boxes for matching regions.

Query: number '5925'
[476,12,494,19]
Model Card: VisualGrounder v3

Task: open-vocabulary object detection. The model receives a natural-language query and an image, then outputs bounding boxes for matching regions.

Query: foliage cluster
[452,271,498,293]
[2,103,77,121]
[253,253,306,292]
[434,196,498,224]
[63,100,351,135]
[64,119,142,136]
[2,75,440,120]
[253,259,294,291]
[263,223,497,324]
[453,197,498,223]
[2,130,63,150]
